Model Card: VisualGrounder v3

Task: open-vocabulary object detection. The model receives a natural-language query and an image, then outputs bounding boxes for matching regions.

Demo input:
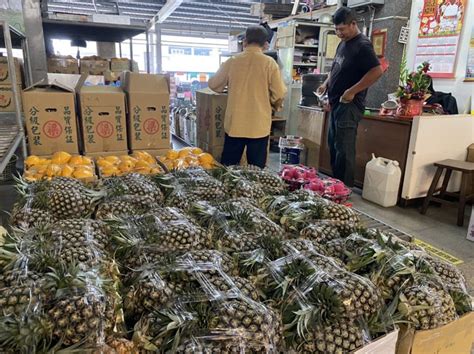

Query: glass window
[194,48,212,56]
[169,46,192,55]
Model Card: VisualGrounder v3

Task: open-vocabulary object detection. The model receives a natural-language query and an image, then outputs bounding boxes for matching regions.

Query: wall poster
[415,0,468,78]
[465,25,474,81]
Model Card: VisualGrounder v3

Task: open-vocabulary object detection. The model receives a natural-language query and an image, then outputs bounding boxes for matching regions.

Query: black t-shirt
[328,33,380,111]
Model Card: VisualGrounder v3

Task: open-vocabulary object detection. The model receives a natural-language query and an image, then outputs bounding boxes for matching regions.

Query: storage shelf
[293,62,317,67]
[295,44,318,49]
[172,133,193,148]
[0,123,22,175]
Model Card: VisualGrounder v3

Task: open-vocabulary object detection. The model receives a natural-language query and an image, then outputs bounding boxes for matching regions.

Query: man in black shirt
[318,7,383,187]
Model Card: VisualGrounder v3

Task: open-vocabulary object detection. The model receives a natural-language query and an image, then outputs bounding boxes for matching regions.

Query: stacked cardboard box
[80,56,110,75]
[22,81,80,156]
[47,56,79,74]
[0,56,23,112]
[77,76,127,155]
[396,312,473,354]
[122,72,171,156]
[196,88,227,162]
[0,85,22,112]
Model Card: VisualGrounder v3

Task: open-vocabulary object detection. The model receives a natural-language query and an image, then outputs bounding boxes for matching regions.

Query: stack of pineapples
[1,165,471,353]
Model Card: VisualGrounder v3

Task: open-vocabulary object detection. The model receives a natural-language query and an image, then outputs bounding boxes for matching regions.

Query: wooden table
[318,112,413,194]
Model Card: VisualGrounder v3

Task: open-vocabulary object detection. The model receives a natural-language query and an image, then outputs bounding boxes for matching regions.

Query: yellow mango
[51,151,72,165]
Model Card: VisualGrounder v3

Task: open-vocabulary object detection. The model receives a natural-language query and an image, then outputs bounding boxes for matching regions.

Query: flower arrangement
[397,62,431,101]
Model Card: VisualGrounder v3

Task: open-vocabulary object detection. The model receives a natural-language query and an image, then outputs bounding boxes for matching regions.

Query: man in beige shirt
[208,26,287,168]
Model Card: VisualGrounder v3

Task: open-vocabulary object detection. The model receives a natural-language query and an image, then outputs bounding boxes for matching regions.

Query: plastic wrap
[102,173,164,202]
[111,212,212,257]
[262,250,383,326]
[397,274,458,330]
[13,177,104,221]
[96,194,159,219]
[413,252,472,316]
[132,254,283,353]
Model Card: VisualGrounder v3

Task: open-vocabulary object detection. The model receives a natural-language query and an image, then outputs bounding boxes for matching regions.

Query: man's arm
[208,59,231,93]
[317,71,331,95]
[341,65,383,102]
[269,62,287,111]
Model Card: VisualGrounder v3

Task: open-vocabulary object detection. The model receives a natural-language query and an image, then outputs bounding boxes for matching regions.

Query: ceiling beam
[150,0,184,24]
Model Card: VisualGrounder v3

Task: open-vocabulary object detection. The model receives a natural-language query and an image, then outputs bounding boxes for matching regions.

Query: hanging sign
[414,0,468,78]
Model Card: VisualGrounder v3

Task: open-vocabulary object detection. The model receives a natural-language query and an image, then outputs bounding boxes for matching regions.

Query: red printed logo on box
[43,120,63,138]
[143,118,160,135]
[96,121,114,138]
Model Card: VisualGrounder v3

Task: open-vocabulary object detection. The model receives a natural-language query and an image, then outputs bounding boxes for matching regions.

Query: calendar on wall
[414,0,468,78]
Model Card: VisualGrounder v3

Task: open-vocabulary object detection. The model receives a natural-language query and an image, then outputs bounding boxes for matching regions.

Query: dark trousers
[221,134,269,168]
[328,102,362,187]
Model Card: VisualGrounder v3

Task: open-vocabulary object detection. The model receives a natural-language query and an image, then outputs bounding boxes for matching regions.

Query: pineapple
[291,318,365,353]
[96,194,157,219]
[264,252,382,322]
[10,205,56,229]
[397,275,457,330]
[135,298,283,353]
[283,238,328,257]
[103,173,164,201]
[43,265,118,347]
[179,176,226,202]
[177,250,239,278]
[123,269,182,322]
[300,222,341,244]
[44,188,104,220]
[0,282,45,317]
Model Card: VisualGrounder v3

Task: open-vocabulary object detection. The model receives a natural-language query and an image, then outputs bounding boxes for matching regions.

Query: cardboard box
[77,78,127,154]
[80,56,109,75]
[110,58,131,72]
[0,56,22,86]
[198,141,224,162]
[196,88,227,146]
[122,72,170,151]
[0,84,22,112]
[104,70,122,83]
[48,56,79,74]
[355,329,398,354]
[22,81,80,156]
[87,150,129,158]
[396,312,474,354]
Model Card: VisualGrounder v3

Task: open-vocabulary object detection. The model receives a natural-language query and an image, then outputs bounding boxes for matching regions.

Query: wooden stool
[421,159,474,226]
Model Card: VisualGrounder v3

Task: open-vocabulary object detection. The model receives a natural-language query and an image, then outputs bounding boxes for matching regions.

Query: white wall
[406,0,474,114]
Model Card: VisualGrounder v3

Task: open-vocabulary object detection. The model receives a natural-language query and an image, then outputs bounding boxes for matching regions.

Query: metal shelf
[293,62,317,67]
[42,17,145,42]
[295,44,319,49]
[0,22,27,175]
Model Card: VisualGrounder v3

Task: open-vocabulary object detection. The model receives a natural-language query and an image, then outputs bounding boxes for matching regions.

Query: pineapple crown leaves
[44,263,110,299]
[284,282,344,339]
[0,314,54,354]
[137,301,214,353]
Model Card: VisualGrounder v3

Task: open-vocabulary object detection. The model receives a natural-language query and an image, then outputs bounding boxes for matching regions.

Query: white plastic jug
[362,154,402,207]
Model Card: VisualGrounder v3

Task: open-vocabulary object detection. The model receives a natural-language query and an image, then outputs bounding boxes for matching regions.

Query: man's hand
[341,89,356,103]
[316,83,327,96]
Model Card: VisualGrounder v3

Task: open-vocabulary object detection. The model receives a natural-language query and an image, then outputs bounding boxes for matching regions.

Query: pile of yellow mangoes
[158,147,217,170]
[96,151,163,177]
[24,151,96,182]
